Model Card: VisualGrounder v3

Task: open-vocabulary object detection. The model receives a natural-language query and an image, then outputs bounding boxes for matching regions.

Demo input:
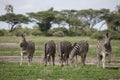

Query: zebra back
[44,40,56,55]
[70,40,89,59]
[59,41,72,55]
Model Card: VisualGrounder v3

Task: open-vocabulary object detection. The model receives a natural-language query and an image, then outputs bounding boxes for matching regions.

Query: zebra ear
[105,33,110,38]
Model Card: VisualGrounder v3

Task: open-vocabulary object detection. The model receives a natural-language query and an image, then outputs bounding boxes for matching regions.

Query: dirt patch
[0,43,18,47]
[0,56,97,65]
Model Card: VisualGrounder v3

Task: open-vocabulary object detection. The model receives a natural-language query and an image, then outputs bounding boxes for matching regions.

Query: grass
[0,62,120,80]
[0,36,120,80]
[0,36,120,57]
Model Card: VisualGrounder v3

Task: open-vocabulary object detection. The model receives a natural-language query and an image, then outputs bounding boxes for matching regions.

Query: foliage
[0,30,5,36]
[48,27,68,36]
[0,4,120,36]
[12,24,24,36]
[0,13,30,32]
[101,13,120,31]
[28,8,55,35]
[5,4,13,14]
[91,30,120,40]
[31,26,42,36]
[53,31,64,37]
[78,9,110,28]
[68,27,88,36]
[116,4,120,13]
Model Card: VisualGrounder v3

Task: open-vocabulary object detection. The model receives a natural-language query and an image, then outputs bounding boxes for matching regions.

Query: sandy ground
[0,42,97,65]
[0,42,119,66]
[0,56,97,65]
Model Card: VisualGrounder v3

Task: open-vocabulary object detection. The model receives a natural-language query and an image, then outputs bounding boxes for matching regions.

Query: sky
[0,0,120,30]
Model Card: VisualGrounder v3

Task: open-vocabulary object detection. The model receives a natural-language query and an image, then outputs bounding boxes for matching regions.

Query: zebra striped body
[44,40,56,66]
[19,34,35,66]
[96,33,112,69]
[57,40,72,67]
[70,40,89,66]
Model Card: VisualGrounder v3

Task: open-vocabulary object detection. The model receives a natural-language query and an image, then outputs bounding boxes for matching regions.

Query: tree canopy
[0,13,30,32]
[0,4,120,33]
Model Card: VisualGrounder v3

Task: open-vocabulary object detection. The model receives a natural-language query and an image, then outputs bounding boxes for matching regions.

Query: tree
[27,8,55,34]
[0,13,30,32]
[5,4,13,14]
[101,13,120,31]
[60,9,88,31]
[116,4,120,13]
[78,9,110,29]
[0,4,30,32]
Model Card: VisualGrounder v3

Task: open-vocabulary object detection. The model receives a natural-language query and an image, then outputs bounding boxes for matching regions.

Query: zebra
[96,33,112,69]
[19,34,35,66]
[69,40,89,66]
[57,40,72,67]
[43,40,56,66]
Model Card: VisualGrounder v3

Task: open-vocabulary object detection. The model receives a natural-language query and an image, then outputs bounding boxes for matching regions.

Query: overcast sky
[0,0,120,30]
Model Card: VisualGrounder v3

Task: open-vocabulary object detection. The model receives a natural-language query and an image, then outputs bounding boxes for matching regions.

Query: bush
[30,26,42,36]
[68,27,86,36]
[31,29,42,36]
[53,31,64,37]
[0,30,4,36]
[91,30,120,40]
[83,28,97,36]
[48,27,68,36]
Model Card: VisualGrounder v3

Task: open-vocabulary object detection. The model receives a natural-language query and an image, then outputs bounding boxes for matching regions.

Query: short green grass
[0,36,120,80]
[0,36,120,57]
[0,62,120,80]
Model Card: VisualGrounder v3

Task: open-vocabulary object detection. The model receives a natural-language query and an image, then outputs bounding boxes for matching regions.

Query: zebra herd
[19,33,112,69]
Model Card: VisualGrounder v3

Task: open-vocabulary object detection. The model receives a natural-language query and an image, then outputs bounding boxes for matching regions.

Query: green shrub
[31,30,42,36]
[31,26,42,36]
[53,31,64,37]
[68,27,86,36]
[0,30,5,36]
[84,28,97,36]
[91,30,120,40]
[48,27,68,36]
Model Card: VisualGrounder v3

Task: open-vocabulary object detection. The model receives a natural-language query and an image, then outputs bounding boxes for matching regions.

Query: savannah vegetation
[0,36,120,80]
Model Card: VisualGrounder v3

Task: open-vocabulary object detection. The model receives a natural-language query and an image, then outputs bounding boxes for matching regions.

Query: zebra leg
[48,55,51,65]
[61,54,64,67]
[97,54,101,68]
[20,52,24,66]
[107,53,111,68]
[81,54,86,66]
[44,55,47,66]
[102,53,106,69]
[65,56,68,66]
[75,54,78,65]
[30,53,33,62]
[52,54,55,66]
[58,55,61,64]
[28,55,31,66]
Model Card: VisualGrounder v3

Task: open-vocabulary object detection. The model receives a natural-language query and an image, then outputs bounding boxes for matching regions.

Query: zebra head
[103,33,111,50]
[20,34,26,42]
[19,34,28,50]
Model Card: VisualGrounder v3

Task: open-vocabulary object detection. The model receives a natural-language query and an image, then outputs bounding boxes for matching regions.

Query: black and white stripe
[43,40,56,66]
[57,40,72,67]
[70,40,89,66]
[96,33,112,69]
